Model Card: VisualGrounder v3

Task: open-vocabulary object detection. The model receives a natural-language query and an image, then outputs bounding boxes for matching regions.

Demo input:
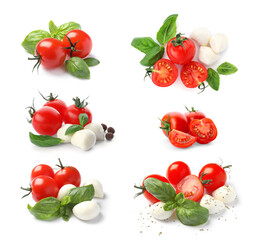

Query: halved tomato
[169,129,196,148]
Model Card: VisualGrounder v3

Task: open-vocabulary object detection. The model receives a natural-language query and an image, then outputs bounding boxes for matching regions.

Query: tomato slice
[169,130,196,148]
[180,61,207,88]
[151,59,178,87]
[189,118,218,144]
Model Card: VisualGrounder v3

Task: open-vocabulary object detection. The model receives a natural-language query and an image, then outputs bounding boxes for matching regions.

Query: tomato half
[150,59,178,87]
[189,118,218,144]
[184,107,206,124]
[166,161,191,188]
[169,130,196,148]
[180,61,208,88]
[31,164,54,181]
[166,33,196,65]
[176,175,204,202]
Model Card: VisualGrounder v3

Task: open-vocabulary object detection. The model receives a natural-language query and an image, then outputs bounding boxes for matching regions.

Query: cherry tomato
[53,159,81,189]
[160,112,188,137]
[148,59,178,87]
[184,107,206,124]
[31,176,59,202]
[166,33,196,65]
[166,161,191,188]
[176,175,204,202]
[33,38,66,69]
[62,29,92,58]
[180,61,208,88]
[64,97,92,125]
[189,118,218,144]
[169,130,196,148]
[31,164,54,181]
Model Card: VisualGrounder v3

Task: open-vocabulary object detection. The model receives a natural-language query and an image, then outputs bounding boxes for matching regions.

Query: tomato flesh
[169,130,196,148]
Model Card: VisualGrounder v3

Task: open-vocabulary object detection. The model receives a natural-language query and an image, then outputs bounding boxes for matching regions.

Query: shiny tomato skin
[169,130,196,148]
[185,109,206,124]
[31,176,59,202]
[64,105,92,125]
[166,37,195,65]
[151,59,178,87]
[166,161,191,188]
[180,61,208,88]
[62,29,92,58]
[44,99,67,121]
[36,38,66,69]
[32,106,63,136]
[189,118,218,144]
[31,164,54,181]
[176,175,204,202]
[54,166,81,189]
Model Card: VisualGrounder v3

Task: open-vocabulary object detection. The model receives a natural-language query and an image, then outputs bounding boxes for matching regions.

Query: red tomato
[160,112,188,137]
[184,107,206,124]
[64,97,92,125]
[62,29,92,58]
[31,176,59,202]
[189,118,218,144]
[166,161,191,188]
[169,130,196,148]
[149,59,178,87]
[53,159,81,189]
[176,175,204,202]
[166,33,196,65]
[180,61,208,88]
[33,38,66,69]
[31,164,54,181]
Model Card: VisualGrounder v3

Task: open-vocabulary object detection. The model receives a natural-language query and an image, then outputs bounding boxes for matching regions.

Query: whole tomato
[31,164,54,181]
[184,107,206,124]
[166,161,191,187]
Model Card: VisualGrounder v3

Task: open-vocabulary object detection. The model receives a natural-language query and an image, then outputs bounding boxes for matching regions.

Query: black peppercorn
[106,132,114,141]
[101,123,107,132]
[107,127,115,134]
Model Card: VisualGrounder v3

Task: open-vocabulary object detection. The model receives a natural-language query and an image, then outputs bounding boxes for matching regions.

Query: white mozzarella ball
[212,185,237,203]
[209,33,228,54]
[57,184,76,201]
[84,123,105,141]
[71,129,96,151]
[57,124,73,143]
[190,27,211,46]
[150,202,174,220]
[200,194,225,214]
[198,46,220,65]
[73,200,100,221]
[83,179,104,198]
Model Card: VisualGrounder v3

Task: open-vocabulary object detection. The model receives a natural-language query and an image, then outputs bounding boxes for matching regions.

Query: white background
[1,0,265,239]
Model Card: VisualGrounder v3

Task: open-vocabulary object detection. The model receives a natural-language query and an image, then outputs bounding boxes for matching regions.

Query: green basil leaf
[61,196,72,206]
[206,68,220,91]
[140,46,164,67]
[163,200,179,211]
[55,21,81,40]
[65,125,83,135]
[131,37,160,54]
[217,62,238,75]
[175,192,185,205]
[27,197,61,220]
[79,113,88,126]
[21,30,51,54]
[156,14,178,45]
[144,178,176,202]
[60,205,72,221]
[29,132,63,147]
[49,20,58,36]
[67,185,95,208]
[83,57,100,67]
[65,57,90,79]
[176,199,209,226]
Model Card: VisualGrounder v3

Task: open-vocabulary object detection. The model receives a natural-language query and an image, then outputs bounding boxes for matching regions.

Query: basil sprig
[65,113,89,135]
[29,132,64,147]
[217,62,238,75]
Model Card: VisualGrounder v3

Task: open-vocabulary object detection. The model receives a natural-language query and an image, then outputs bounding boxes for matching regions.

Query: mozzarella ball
[190,27,211,46]
[200,194,225,214]
[212,185,237,203]
[198,46,220,65]
[150,202,174,220]
[73,200,100,221]
[57,124,73,143]
[209,33,228,54]
[57,184,76,201]
[83,179,104,198]
[71,129,96,151]
[84,123,105,141]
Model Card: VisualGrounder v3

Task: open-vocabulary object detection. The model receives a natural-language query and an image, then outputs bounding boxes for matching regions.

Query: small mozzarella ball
[57,124,73,143]
[84,123,105,141]
[71,129,96,151]
[57,184,76,201]
[190,27,211,46]
[83,179,104,199]
[73,200,100,221]
[200,194,225,214]
[198,46,220,65]
[212,185,237,203]
[150,202,174,220]
[209,34,228,54]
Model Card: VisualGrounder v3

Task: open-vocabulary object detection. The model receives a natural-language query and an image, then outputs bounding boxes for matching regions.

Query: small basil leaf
[83,58,100,67]
[156,14,178,45]
[29,132,63,147]
[175,192,185,205]
[60,205,72,221]
[144,178,176,203]
[140,46,164,67]
[163,200,178,211]
[206,68,220,91]
[65,125,83,135]
[217,62,238,75]
[27,197,61,220]
[131,37,160,54]
[79,113,89,126]
[49,20,58,36]
[67,185,95,208]
[21,30,51,54]
[61,196,72,206]
[65,57,90,79]
[55,22,81,40]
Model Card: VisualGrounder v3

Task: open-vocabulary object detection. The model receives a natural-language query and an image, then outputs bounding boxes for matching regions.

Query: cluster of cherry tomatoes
[160,107,217,148]
[22,159,81,202]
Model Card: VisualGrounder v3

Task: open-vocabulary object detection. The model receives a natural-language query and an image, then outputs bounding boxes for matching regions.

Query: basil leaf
[217,62,238,75]
[83,57,100,67]
[55,21,81,40]
[144,178,176,202]
[79,113,89,126]
[61,196,71,206]
[67,185,95,208]
[163,200,179,211]
[206,68,220,91]
[65,57,90,79]
[65,125,83,135]
[131,37,160,54]
[27,197,61,220]
[29,132,63,147]
[60,205,72,221]
[156,14,178,45]
[176,199,209,226]
[49,20,58,37]
[140,46,164,67]
[21,30,51,54]
[175,192,185,205]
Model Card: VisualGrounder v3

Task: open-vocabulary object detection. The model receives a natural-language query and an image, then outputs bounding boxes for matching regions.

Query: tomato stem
[25,99,36,123]
[223,165,232,169]
[198,82,208,94]
[199,172,212,185]
[171,33,189,49]
[185,106,198,113]
[63,35,81,58]
[21,186,32,199]
[28,48,41,73]
[134,185,146,198]
[39,92,58,101]
[72,96,89,109]
[159,115,171,137]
